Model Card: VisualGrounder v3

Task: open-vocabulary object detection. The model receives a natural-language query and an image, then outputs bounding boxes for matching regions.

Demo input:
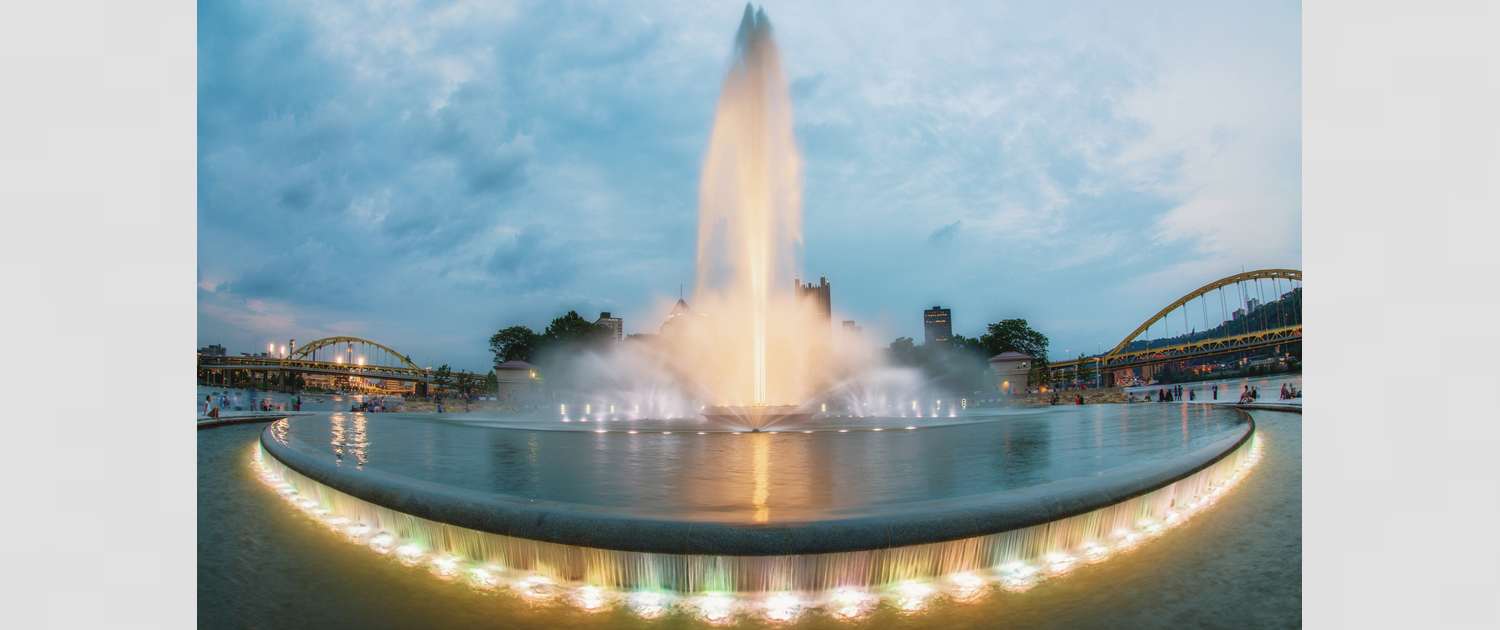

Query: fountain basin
[255,406,1258,594]
[700,404,815,431]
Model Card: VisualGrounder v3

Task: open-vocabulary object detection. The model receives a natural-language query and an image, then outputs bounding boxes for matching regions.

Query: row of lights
[558,422,922,434]
[250,434,1264,622]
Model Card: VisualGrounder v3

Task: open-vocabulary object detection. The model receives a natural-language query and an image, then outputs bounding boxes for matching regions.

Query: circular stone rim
[259,411,1254,556]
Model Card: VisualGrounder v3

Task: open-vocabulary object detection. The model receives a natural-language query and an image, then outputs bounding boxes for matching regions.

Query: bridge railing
[196,355,486,383]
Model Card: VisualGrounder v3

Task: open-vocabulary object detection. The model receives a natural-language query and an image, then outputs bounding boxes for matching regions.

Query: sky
[197,0,1301,369]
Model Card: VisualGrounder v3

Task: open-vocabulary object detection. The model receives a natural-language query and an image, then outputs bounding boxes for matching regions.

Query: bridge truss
[198,336,486,390]
[1050,269,1301,381]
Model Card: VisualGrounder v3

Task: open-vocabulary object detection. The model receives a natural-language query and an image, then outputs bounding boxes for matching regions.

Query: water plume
[693,5,807,406]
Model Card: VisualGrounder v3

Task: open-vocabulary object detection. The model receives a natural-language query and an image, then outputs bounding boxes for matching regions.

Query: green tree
[483,370,499,394]
[978,318,1051,387]
[542,311,614,346]
[950,334,991,361]
[887,337,917,365]
[1075,356,1096,385]
[489,326,541,362]
[432,364,454,392]
[978,319,1049,358]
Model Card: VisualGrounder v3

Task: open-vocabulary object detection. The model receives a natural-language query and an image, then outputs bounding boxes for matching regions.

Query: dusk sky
[197,0,1301,370]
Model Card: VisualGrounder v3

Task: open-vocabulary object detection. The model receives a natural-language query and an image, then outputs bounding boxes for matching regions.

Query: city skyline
[197,1,1300,368]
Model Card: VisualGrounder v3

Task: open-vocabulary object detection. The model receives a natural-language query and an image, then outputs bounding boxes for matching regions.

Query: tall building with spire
[660,298,694,336]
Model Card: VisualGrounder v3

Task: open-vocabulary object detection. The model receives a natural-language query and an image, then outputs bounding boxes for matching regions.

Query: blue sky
[197,0,1301,369]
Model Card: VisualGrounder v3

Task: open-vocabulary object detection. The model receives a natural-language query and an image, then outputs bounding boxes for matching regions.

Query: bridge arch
[1105,269,1301,358]
[290,337,425,372]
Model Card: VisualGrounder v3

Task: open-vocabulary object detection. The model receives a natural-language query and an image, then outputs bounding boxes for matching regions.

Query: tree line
[483,312,1055,396]
[884,318,1053,393]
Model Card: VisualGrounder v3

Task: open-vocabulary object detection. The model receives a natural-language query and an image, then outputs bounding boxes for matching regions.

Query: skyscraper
[660,299,693,336]
[795,275,832,348]
[923,306,952,345]
[595,312,623,342]
[842,320,865,358]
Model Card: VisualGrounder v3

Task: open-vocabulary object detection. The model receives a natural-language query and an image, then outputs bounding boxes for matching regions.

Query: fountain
[690,5,816,431]
[247,6,1267,622]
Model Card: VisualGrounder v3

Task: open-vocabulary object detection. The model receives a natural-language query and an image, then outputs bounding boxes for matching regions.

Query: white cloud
[198,1,1300,365]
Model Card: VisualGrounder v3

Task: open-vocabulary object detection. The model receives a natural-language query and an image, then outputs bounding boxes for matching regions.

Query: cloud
[198,1,1300,366]
[927,220,962,246]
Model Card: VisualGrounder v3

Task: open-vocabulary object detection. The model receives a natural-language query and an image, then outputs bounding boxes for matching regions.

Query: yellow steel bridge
[1049,269,1301,381]
[197,336,486,390]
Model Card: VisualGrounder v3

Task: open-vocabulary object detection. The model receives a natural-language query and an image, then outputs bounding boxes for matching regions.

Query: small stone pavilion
[494,359,543,403]
[988,351,1033,395]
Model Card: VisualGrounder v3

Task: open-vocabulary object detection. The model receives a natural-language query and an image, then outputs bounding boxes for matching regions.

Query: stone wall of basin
[259,414,1253,557]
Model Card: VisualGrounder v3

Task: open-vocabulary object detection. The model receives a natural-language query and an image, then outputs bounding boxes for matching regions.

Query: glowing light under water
[248,434,1265,622]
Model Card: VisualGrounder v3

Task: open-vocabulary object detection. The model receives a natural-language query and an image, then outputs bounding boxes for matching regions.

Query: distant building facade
[924,306,952,344]
[595,312,623,342]
[660,299,693,336]
[842,320,865,358]
[795,275,833,348]
[988,351,1032,394]
[379,379,414,393]
[198,344,226,357]
[493,359,543,403]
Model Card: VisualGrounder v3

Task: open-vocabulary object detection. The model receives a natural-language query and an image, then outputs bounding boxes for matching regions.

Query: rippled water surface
[269,405,1247,520]
[200,408,1300,628]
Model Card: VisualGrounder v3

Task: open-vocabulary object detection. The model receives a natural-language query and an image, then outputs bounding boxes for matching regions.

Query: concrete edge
[1232,403,1302,414]
[259,414,1255,556]
[198,414,293,430]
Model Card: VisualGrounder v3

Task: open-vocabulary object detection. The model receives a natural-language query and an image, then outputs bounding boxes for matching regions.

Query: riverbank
[1003,387,1129,407]
[393,399,523,413]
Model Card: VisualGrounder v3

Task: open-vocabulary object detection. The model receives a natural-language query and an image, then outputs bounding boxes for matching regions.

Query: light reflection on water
[252,430,1260,619]
[201,409,1300,628]
[272,405,1244,522]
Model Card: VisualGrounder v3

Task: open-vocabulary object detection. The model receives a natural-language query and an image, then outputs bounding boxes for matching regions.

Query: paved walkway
[196,411,318,430]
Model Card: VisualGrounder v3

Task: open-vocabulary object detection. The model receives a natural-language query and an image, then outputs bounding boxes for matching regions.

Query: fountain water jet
[693,5,814,416]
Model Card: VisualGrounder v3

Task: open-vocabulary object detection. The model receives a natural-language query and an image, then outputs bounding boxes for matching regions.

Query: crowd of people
[201,390,301,419]
[1121,381,1302,404]
[200,388,499,419]
[1047,393,1088,405]
[352,397,391,413]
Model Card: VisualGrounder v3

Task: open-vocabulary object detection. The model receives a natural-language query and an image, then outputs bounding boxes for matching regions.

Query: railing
[197,355,486,383]
[1048,324,1301,380]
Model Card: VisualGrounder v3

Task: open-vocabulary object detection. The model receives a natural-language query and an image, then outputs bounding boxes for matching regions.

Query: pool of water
[199,408,1299,628]
[267,405,1248,521]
